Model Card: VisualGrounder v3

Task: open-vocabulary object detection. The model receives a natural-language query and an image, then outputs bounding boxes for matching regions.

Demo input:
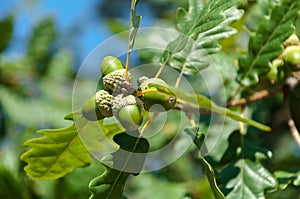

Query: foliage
[237,0,299,87]
[0,0,299,198]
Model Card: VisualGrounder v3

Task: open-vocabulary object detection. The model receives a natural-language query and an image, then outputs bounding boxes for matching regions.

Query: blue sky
[0,0,155,64]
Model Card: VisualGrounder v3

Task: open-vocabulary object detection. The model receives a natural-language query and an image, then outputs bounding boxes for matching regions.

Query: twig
[288,119,300,147]
[228,87,282,107]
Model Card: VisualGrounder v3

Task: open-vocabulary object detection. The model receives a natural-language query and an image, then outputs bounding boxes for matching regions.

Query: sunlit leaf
[237,0,300,86]
[21,114,123,180]
[161,0,243,75]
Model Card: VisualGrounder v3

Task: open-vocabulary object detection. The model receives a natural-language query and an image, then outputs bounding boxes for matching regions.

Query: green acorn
[112,94,143,131]
[103,69,132,93]
[82,90,113,121]
[284,46,300,71]
[137,77,176,112]
[100,56,124,76]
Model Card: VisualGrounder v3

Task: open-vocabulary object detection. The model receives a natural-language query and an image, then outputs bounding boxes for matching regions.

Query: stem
[106,113,159,199]
[228,87,282,107]
[288,119,300,147]
[175,62,187,88]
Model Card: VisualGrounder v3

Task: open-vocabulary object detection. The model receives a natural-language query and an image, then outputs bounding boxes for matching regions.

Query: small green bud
[100,56,124,76]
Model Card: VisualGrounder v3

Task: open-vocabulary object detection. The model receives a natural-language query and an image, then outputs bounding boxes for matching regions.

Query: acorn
[82,90,113,121]
[112,94,143,131]
[137,77,176,112]
[283,46,300,71]
[103,69,132,93]
[100,56,124,76]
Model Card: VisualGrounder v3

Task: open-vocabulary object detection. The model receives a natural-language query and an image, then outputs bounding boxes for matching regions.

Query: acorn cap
[103,69,132,93]
[95,90,113,117]
[137,76,167,91]
[112,94,142,114]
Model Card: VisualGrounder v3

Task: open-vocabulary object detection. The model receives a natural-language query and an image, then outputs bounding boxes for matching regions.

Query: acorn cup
[82,90,113,121]
[137,77,177,112]
[103,69,132,94]
[100,56,124,76]
[112,94,143,131]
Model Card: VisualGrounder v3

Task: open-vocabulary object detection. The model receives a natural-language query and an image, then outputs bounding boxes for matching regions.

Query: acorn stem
[140,112,160,135]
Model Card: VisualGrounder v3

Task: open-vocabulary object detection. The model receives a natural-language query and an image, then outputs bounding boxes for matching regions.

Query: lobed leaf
[222,159,278,199]
[161,0,243,75]
[21,113,123,180]
[89,132,149,199]
[237,0,300,86]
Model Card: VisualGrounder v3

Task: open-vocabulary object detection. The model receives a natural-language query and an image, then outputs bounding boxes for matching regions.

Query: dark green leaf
[161,0,243,75]
[0,15,13,52]
[21,114,123,180]
[222,159,278,199]
[89,131,149,199]
[237,0,300,86]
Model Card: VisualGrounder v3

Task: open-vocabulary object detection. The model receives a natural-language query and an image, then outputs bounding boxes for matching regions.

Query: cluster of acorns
[82,56,177,131]
[268,34,300,81]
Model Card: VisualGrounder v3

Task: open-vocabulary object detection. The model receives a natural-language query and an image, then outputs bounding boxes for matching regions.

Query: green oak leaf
[161,0,243,75]
[237,0,300,86]
[222,159,278,199]
[89,131,149,199]
[21,113,123,180]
